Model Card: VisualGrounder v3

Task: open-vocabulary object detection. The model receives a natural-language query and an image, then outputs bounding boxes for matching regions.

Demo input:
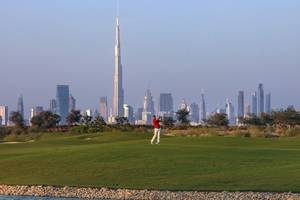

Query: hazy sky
[1,0,300,117]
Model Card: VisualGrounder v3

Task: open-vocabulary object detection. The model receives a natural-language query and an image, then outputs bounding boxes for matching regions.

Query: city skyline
[1,1,300,116]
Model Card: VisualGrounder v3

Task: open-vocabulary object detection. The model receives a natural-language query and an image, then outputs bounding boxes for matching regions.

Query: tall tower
[226,98,235,125]
[158,93,173,117]
[200,93,206,122]
[69,94,76,112]
[142,89,155,124]
[113,17,124,117]
[251,92,258,116]
[190,103,200,123]
[100,96,108,122]
[56,85,69,125]
[17,95,24,119]
[265,93,271,115]
[258,84,264,116]
[238,91,245,118]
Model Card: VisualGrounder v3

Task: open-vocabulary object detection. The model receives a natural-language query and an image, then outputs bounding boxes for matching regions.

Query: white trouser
[151,128,161,144]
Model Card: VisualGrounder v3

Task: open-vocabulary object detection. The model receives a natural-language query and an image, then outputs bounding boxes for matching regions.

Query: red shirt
[153,118,160,128]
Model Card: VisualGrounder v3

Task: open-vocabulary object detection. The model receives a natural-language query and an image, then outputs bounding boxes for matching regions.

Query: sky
[0,0,300,117]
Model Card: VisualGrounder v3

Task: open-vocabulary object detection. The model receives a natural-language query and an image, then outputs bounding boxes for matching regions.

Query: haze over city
[1,0,300,117]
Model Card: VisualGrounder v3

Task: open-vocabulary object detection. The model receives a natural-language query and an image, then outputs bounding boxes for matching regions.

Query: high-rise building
[123,104,134,123]
[142,89,155,124]
[113,17,124,117]
[190,103,200,123]
[0,106,8,126]
[226,99,235,125]
[200,93,206,122]
[99,96,108,122]
[265,93,271,115]
[245,104,251,118]
[30,106,44,120]
[93,109,100,118]
[17,95,24,119]
[258,83,264,116]
[135,107,143,121]
[56,85,69,125]
[238,91,245,118]
[251,92,257,116]
[49,99,57,114]
[69,94,76,112]
[158,93,173,117]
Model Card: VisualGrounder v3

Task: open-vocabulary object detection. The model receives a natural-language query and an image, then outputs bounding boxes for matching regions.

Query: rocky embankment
[0,185,299,200]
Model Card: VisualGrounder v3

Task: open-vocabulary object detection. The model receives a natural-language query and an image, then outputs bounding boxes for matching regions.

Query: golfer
[151,115,161,144]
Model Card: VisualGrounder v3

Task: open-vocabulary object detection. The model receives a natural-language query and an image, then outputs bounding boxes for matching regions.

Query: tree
[239,114,264,126]
[81,115,93,125]
[9,111,25,128]
[30,115,43,128]
[272,107,300,127]
[66,110,82,125]
[161,116,175,128]
[206,113,229,127]
[42,111,60,128]
[94,116,106,126]
[115,117,129,125]
[260,113,273,125]
[31,111,60,128]
[176,108,190,125]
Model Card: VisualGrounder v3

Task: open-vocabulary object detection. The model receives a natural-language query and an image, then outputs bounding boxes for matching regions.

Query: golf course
[1,131,300,192]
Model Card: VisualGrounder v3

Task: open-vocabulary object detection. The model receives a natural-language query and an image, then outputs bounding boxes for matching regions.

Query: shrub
[87,127,103,133]
[0,127,11,136]
[169,128,219,137]
[133,126,149,134]
[10,127,26,135]
[283,127,300,137]
[248,126,266,138]
[70,126,89,134]
[231,129,250,137]
[28,127,47,133]
[3,132,41,142]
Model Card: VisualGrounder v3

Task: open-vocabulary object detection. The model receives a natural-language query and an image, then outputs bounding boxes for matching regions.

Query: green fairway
[1,132,300,192]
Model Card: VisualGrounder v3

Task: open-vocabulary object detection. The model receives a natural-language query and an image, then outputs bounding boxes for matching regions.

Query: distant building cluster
[0,17,279,127]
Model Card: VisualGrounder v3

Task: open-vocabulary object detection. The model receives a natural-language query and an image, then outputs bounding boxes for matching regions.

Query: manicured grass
[1,132,300,192]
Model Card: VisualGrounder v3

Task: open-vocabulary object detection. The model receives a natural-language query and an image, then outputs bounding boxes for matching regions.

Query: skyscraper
[226,99,235,125]
[135,107,143,121]
[99,96,108,122]
[190,103,200,123]
[0,106,8,126]
[113,17,124,117]
[56,85,69,125]
[158,93,173,117]
[142,89,155,124]
[258,84,264,116]
[123,104,134,123]
[49,99,57,114]
[245,104,251,117]
[200,93,206,122]
[238,91,245,118]
[30,106,44,122]
[69,94,76,112]
[265,93,271,115]
[251,92,257,116]
[17,95,24,119]
[93,109,100,118]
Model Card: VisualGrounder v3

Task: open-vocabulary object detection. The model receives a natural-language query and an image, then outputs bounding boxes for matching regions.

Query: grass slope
[1,132,300,192]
